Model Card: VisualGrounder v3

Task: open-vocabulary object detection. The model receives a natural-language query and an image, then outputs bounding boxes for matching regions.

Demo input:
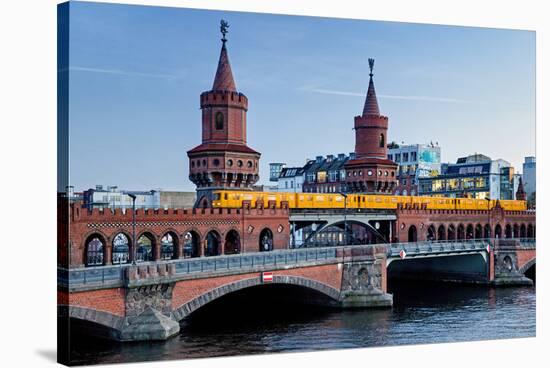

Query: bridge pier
[491,239,534,286]
[338,245,393,308]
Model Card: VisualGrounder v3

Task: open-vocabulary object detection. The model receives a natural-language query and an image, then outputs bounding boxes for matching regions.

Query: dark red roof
[345,157,397,167]
[362,75,380,116]
[187,143,260,155]
[212,44,237,91]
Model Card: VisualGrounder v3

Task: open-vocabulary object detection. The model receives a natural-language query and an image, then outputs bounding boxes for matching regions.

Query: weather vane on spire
[368,58,375,77]
[220,19,229,44]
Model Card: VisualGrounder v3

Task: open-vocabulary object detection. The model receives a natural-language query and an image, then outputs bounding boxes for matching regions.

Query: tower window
[379,133,385,148]
[215,111,224,130]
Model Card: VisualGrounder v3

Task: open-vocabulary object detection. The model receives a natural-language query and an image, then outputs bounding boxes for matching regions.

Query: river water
[68,281,536,366]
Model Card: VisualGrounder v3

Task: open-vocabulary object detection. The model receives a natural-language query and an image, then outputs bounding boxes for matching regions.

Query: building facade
[187,30,260,207]
[522,156,536,199]
[82,185,160,210]
[418,154,520,200]
[388,143,441,196]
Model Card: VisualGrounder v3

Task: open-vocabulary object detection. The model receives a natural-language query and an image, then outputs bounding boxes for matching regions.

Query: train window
[214,193,221,200]
[224,193,228,200]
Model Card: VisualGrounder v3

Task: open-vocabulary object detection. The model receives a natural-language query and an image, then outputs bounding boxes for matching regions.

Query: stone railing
[59,246,341,291]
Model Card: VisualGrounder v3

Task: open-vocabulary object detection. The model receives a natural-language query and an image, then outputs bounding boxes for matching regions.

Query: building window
[388,154,393,161]
[215,111,224,130]
[379,133,385,148]
[367,170,373,176]
[227,159,233,167]
[403,152,409,162]
[395,154,401,163]
[411,151,417,162]
[237,160,243,167]
[213,158,220,167]
[247,160,253,168]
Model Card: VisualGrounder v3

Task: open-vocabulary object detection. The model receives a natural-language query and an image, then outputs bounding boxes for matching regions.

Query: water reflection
[68,282,535,366]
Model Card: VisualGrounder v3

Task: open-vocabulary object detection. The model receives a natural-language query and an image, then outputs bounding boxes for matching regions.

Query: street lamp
[338,191,348,245]
[128,193,137,265]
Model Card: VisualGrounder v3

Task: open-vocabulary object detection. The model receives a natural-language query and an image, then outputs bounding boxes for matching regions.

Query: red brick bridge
[58,200,535,342]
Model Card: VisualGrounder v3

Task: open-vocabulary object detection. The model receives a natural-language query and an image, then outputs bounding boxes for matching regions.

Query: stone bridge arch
[63,305,125,339]
[519,257,536,275]
[171,275,341,322]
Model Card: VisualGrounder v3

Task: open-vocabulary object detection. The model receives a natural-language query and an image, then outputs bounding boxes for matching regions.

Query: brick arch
[111,230,133,265]
[181,227,203,241]
[160,229,180,260]
[136,230,157,261]
[519,258,536,274]
[171,275,341,322]
[223,227,242,255]
[64,305,124,333]
[83,231,108,267]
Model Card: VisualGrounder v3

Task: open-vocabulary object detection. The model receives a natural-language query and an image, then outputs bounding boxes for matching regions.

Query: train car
[499,199,527,211]
[212,190,527,212]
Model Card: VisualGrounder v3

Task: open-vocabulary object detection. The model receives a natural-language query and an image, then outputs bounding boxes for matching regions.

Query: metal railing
[387,239,489,258]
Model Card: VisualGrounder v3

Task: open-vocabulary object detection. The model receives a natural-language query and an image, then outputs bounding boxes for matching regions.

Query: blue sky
[66,1,535,192]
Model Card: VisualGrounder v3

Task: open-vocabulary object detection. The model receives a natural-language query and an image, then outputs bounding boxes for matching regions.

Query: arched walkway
[520,224,526,238]
[85,234,105,267]
[224,230,241,255]
[437,225,446,241]
[457,224,465,240]
[495,224,502,238]
[112,232,130,264]
[408,225,417,242]
[466,224,474,239]
[427,225,436,241]
[447,224,456,241]
[513,224,519,239]
[259,228,274,251]
[475,224,483,239]
[136,233,155,262]
[484,224,491,238]
[183,231,201,258]
[205,230,221,257]
[160,232,177,260]
[527,224,534,238]
[505,224,513,239]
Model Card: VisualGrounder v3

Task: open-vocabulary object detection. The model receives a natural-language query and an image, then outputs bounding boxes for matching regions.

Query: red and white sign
[262,272,273,283]
[399,250,407,259]
[486,244,491,253]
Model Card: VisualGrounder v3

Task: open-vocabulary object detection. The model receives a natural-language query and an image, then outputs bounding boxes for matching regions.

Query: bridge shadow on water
[66,280,536,366]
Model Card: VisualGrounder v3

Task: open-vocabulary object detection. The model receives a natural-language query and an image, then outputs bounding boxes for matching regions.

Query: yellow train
[212,190,527,211]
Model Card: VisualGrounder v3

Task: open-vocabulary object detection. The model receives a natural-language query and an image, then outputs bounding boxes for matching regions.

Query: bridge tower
[345,59,398,193]
[187,20,261,207]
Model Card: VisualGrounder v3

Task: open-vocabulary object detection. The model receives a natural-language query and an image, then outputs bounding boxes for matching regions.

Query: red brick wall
[60,288,126,317]
[63,202,290,267]
[171,263,342,311]
[395,207,535,243]
[516,249,536,271]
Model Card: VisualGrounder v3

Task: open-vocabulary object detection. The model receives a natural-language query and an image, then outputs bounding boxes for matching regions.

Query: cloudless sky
[66,1,535,192]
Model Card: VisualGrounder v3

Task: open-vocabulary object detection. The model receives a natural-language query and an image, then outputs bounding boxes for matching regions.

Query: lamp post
[338,191,348,245]
[128,193,137,265]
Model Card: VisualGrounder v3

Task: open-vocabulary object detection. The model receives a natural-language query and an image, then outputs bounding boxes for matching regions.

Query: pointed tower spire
[362,58,380,116]
[212,19,237,91]
[516,177,526,200]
